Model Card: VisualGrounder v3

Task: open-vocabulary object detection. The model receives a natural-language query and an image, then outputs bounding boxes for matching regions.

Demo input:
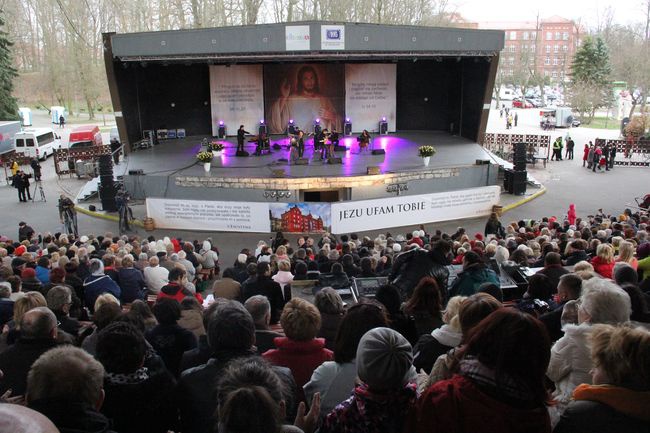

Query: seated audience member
[613,262,639,287]
[320,263,350,290]
[554,324,650,433]
[314,288,345,350]
[411,309,552,433]
[615,240,638,270]
[263,298,333,400]
[146,298,197,376]
[619,283,650,325]
[96,322,178,433]
[402,276,444,337]
[305,299,389,418]
[320,327,417,433]
[144,256,169,295]
[20,267,43,293]
[26,346,116,433]
[2,291,47,346]
[217,358,319,433]
[547,278,631,412]
[477,281,503,302]
[129,299,158,332]
[0,307,58,397]
[177,301,296,433]
[117,255,145,303]
[413,296,466,373]
[390,240,451,300]
[0,404,60,433]
[81,302,123,356]
[449,251,499,297]
[537,252,570,292]
[516,274,556,318]
[427,293,502,385]
[564,240,589,266]
[178,296,206,339]
[375,284,417,345]
[211,268,241,300]
[83,258,121,313]
[272,259,294,289]
[180,301,222,372]
[590,243,616,279]
[158,268,203,303]
[245,295,283,354]
[539,273,583,341]
[242,262,285,324]
[46,285,80,337]
[0,283,13,327]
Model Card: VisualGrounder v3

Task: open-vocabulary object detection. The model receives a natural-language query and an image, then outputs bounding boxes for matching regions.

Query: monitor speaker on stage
[294,158,309,165]
[258,123,267,136]
[327,157,343,164]
[344,121,352,136]
[314,124,322,135]
[379,119,388,135]
[288,122,297,135]
[218,124,226,138]
[371,149,386,155]
[235,150,249,157]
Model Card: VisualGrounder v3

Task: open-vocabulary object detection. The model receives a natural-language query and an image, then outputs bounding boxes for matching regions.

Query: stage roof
[109,21,504,63]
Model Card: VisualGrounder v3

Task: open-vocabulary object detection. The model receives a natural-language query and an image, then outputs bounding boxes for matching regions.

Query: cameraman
[30,158,42,182]
[116,188,133,231]
[58,194,77,236]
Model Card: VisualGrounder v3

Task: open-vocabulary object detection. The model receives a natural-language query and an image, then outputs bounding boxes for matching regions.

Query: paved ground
[2,108,647,264]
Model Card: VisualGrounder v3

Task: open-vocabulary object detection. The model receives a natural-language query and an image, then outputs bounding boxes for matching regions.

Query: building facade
[278,206,324,233]
[476,16,580,83]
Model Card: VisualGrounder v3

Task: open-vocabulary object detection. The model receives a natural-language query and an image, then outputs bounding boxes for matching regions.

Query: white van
[14,128,61,160]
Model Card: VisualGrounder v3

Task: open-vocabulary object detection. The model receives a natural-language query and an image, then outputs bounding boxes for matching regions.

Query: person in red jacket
[590,244,615,280]
[567,203,577,226]
[263,298,333,401]
[410,308,552,433]
[157,268,203,304]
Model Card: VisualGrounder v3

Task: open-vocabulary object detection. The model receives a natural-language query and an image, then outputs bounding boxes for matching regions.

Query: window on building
[563,32,569,40]
[544,57,550,65]
[553,58,559,65]
[562,45,568,52]
[546,31,552,40]
[509,58,514,65]
[509,45,516,52]
[523,32,529,40]
[555,32,561,40]
[531,32,537,40]
[531,44,536,52]
[552,71,558,78]
[554,45,559,53]
[546,45,551,53]
[544,70,550,77]
[510,31,517,40]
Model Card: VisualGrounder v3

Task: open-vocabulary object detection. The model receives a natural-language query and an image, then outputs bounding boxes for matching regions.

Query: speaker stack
[379,121,388,135]
[98,155,118,211]
[513,142,527,171]
[344,121,352,136]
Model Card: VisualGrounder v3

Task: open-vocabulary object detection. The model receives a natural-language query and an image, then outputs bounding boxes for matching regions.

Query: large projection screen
[345,64,397,133]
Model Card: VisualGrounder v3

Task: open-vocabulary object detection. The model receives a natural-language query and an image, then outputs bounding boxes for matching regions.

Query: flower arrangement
[418,145,436,158]
[196,151,213,163]
[208,141,224,152]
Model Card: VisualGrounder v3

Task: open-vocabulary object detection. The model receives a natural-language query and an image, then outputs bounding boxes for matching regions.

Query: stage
[122,131,499,203]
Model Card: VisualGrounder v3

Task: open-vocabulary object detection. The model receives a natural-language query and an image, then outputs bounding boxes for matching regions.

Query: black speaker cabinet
[504,169,527,195]
[379,121,388,135]
[258,124,267,136]
[371,149,386,155]
[235,150,249,157]
[294,158,309,165]
[327,157,343,164]
[218,125,226,138]
[344,122,352,136]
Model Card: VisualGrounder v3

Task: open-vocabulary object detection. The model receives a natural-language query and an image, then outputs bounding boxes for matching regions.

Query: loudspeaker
[379,121,388,135]
[344,122,352,135]
[101,197,118,212]
[218,125,226,138]
[504,169,527,195]
[258,124,267,136]
[371,149,386,155]
[235,150,249,157]
[314,124,322,135]
[128,169,144,175]
[475,159,490,165]
[367,166,380,175]
[294,158,309,165]
[100,176,114,185]
[327,157,343,164]
[513,142,527,171]
[288,124,297,135]
[334,145,347,151]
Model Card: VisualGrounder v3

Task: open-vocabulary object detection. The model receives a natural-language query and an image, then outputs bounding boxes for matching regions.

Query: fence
[482,133,551,161]
[54,145,112,177]
[594,138,650,167]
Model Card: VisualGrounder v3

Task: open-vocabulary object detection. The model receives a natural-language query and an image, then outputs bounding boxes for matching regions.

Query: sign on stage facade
[321,25,345,50]
[209,65,264,136]
[330,186,500,233]
[345,64,396,133]
[146,186,500,234]
[146,198,270,233]
[285,26,311,51]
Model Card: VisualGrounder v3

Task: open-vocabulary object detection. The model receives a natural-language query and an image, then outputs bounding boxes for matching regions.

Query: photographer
[30,158,42,182]
[116,188,133,232]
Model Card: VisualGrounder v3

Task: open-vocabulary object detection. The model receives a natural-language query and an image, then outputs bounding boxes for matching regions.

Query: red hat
[21,268,36,278]
[15,245,26,256]
[474,233,484,241]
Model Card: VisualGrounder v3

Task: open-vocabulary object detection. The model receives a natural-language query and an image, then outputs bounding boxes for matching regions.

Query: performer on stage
[358,130,371,152]
[314,128,326,160]
[323,129,336,159]
[255,132,270,156]
[296,129,305,158]
[237,125,250,152]
[329,130,340,147]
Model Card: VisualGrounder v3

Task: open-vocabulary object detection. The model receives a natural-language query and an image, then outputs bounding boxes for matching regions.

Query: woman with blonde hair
[591,244,615,279]
[615,240,638,270]
[2,291,47,344]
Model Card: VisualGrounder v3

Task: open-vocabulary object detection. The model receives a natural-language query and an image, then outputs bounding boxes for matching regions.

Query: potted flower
[197,151,213,172]
[209,141,224,157]
[418,145,436,167]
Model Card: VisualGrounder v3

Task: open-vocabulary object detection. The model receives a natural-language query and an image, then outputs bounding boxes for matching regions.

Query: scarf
[460,357,534,402]
[573,384,650,422]
[105,367,149,385]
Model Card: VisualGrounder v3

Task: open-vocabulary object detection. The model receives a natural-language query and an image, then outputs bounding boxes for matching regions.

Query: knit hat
[356,327,413,390]
[14,245,26,256]
[79,235,89,243]
[237,253,247,264]
[21,268,36,278]
[392,243,402,253]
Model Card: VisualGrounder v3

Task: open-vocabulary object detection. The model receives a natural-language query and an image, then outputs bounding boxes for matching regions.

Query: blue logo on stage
[326,29,341,40]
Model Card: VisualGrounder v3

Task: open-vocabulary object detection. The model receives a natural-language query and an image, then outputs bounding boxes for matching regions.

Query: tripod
[31,181,46,202]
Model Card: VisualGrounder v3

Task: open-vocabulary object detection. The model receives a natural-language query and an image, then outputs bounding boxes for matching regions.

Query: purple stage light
[315,118,320,123]
[219,120,224,126]
[260,119,265,124]
[345,117,350,122]
[289,119,294,124]
[382,116,387,122]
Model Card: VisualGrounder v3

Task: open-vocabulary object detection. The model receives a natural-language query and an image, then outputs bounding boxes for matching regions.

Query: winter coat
[0,337,58,396]
[178,309,206,339]
[157,282,203,304]
[83,274,121,313]
[590,256,615,279]
[564,250,589,266]
[146,324,197,377]
[29,399,118,433]
[410,374,551,433]
[241,277,286,324]
[390,249,450,299]
[304,360,358,418]
[449,264,499,297]
[263,337,333,401]
[413,324,462,374]
[117,267,146,303]
[547,323,593,406]
[318,312,344,350]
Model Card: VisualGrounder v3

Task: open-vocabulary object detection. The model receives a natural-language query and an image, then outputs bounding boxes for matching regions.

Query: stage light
[170,102,175,108]
[344,118,352,136]
[315,118,320,123]
[346,117,350,122]
[219,120,224,126]
[218,121,226,138]
[382,116,386,122]
[260,119,265,124]
[289,119,294,124]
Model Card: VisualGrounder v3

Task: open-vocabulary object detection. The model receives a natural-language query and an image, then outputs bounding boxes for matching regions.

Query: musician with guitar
[237,125,250,153]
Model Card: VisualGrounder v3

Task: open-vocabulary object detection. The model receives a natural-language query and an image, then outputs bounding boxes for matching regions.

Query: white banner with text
[146,198,270,233]
[209,65,264,136]
[345,64,396,133]
[330,186,501,234]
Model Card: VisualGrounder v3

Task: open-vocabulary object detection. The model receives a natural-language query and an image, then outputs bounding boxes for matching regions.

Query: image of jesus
[269,66,341,134]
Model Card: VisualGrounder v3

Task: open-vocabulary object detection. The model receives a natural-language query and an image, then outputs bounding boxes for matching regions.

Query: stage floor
[125,131,494,179]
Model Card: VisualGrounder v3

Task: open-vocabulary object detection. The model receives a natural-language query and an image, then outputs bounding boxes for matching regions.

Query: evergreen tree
[569,36,612,121]
[0,10,19,120]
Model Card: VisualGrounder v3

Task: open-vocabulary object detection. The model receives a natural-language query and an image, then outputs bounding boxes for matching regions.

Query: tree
[0,9,19,120]
[569,36,612,122]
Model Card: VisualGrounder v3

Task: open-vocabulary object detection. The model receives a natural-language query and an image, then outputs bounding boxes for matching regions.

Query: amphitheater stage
[122,131,499,203]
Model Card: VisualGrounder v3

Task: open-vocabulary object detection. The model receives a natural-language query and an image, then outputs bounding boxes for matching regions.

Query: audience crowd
[0,205,649,433]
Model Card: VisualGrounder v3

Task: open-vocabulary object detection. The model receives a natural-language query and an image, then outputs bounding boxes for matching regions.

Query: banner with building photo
[345,64,396,133]
[146,198,270,233]
[209,65,264,137]
[264,64,345,134]
[269,202,331,233]
[330,186,500,234]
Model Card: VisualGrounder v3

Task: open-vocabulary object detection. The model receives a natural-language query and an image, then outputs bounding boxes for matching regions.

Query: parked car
[526,98,543,108]
[571,118,581,127]
[512,98,534,109]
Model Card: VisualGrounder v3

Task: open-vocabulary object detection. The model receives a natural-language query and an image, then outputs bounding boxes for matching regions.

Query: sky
[455,0,645,27]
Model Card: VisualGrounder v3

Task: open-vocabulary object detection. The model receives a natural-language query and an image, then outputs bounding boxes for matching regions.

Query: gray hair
[20,306,57,339]
[27,346,105,406]
[0,282,10,299]
[580,279,631,324]
[314,287,345,315]
[89,258,104,275]
[494,246,510,264]
[46,285,72,312]
[244,295,271,326]
[207,301,255,351]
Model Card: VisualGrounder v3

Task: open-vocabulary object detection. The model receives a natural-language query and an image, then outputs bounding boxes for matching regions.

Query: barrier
[54,145,112,177]
[482,133,551,161]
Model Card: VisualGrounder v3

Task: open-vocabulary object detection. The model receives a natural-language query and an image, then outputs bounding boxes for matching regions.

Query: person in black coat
[117,256,146,303]
[30,159,42,181]
[12,171,31,202]
[539,273,582,342]
[236,125,249,152]
[564,240,589,266]
[241,262,285,324]
[484,212,504,238]
[390,240,452,300]
[18,221,35,242]
[97,322,178,433]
